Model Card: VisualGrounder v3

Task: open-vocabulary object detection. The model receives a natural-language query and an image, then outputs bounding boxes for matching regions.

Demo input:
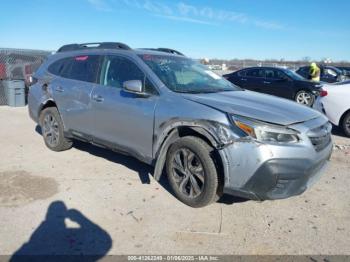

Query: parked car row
[296,65,349,83]
[223,65,350,137]
[28,42,333,207]
[336,66,350,77]
[223,67,326,107]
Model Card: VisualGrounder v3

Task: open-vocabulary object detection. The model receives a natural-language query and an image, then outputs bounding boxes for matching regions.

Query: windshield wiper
[175,89,235,94]
[175,90,206,94]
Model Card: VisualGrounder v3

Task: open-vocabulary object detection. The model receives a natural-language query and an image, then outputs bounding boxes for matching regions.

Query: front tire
[341,112,350,137]
[295,90,314,107]
[166,136,219,208]
[39,107,73,152]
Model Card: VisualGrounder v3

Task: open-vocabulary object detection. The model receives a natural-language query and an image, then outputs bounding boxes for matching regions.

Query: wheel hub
[296,92,312,105]
[43,114,59,147]
[171,148,205,198]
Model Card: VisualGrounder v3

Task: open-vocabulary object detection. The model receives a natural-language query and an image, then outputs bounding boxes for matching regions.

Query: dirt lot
[0,106,349,256]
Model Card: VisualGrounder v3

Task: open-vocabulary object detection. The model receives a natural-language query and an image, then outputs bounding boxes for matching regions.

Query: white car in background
[314,81,350,137]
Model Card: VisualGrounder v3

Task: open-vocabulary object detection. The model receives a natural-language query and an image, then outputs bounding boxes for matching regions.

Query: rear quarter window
[48,58,70,76]
[48,55,100,83]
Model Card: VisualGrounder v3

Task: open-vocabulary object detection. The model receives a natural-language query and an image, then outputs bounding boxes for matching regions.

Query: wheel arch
[39,99,58,114]
[153,125,225,189]
[339,108,350,126]
[38,99,67,131]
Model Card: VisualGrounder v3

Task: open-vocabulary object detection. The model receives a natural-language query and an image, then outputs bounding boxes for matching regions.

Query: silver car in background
[28,42,333,207]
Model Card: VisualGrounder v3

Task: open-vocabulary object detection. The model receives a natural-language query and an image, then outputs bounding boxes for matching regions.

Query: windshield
[327,67,342,75]
[139,54,240,93]
[283,69,306,81]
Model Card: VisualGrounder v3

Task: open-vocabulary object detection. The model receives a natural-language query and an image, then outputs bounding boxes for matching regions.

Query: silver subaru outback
[28,42,333,207]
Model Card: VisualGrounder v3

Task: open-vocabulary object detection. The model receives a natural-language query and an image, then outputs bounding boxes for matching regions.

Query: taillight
[28,76,38,87]
[320,90,328,97]
[0,63,6,79]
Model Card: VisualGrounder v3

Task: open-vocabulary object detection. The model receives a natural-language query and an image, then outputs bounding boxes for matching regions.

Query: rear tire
[295,90,314,107]
[39,107,73,152]
[341,112,350,137]
[166,136,219,208]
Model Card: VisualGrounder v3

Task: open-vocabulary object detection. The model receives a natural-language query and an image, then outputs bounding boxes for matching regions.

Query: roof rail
[57,42,132,53]
[141,48,185,56]
[157,48,184,56]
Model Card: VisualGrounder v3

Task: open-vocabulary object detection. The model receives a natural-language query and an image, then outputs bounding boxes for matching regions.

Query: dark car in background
[296,65,348,83]
[336,66,350,77]
[223,67,325,106]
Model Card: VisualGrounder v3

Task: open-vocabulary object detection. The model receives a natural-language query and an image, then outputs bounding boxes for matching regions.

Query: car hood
[182,90,321,126]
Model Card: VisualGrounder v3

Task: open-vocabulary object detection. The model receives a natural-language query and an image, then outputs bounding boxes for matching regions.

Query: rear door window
[263,69,286,80]
[49,55,101,83]
[67,55,100,83]
[246,68,264,78]
[264,69,275,79]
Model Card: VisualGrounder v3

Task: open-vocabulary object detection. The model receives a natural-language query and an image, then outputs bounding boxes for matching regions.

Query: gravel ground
[0,106,349,257]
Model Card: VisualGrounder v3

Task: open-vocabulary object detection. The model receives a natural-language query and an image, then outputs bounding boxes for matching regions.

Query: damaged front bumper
[219,135,332,200]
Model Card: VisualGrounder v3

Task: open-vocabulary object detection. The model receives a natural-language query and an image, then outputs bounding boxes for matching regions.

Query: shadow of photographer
[11,201,112,262]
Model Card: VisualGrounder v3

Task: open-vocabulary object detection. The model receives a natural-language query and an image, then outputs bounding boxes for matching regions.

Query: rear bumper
[313,97,324,113]
[220,137,332,201]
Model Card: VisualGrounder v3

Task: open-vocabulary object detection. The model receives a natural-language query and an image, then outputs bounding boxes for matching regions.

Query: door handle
[263,81,271,84]
[92,94,104,102]
[241,78,247,81]
[55,86,64,92]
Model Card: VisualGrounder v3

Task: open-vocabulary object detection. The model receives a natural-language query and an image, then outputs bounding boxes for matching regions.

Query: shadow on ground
[10,201,112,262]
[35,125,153,185]
[217,195,249,205]
[74,141,153,185]
[35,125,249,206]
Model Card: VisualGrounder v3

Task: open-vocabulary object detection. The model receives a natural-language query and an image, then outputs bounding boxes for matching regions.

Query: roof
[56,42,185,57]
[237,66,288,71]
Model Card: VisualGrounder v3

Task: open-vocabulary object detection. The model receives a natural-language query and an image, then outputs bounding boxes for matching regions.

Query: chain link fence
[0,48,51,105]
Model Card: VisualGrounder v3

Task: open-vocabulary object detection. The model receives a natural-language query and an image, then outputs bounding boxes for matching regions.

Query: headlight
[232,115,300,144]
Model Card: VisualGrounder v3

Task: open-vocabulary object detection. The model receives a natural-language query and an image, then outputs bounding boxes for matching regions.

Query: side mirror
[123,80,149,97]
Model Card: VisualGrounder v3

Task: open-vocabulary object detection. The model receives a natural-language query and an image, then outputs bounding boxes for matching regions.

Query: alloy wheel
[296,91,313,106]
[42,113,60,147]
[171,148,205,198]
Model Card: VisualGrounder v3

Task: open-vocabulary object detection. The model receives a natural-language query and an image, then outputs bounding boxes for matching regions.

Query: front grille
[308,122,332,152]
